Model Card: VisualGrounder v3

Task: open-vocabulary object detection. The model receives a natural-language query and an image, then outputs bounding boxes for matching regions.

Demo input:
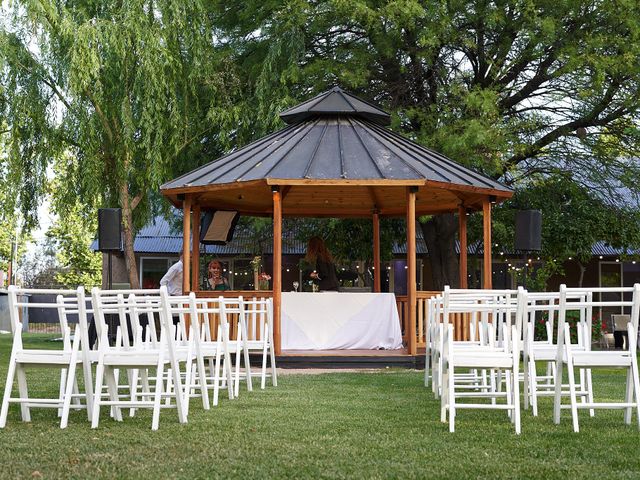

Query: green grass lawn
[0,334,639,479]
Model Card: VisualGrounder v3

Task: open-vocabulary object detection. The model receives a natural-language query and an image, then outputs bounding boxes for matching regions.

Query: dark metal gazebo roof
[162,87,512,216]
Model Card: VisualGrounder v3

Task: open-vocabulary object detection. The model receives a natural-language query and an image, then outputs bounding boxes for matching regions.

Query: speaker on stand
[514,210,542,288]
[98,208,122,290]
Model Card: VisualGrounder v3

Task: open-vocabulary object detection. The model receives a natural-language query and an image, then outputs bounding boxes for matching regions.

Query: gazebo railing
[396,291,472,347]
[194,290,273,342]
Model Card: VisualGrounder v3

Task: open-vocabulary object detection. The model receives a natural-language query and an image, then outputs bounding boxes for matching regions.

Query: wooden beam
[191,204,201,292]
[182,195,192,294]
[458,205,468,289]
[272,187,283,355]
[407,187,417,355]
[281,185,292,201]
[373,211,381,292]
[482,198,492,289]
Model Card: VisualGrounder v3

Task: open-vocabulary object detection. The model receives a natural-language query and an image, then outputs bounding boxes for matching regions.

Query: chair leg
[105,367,122,422]
[624,367,634,425]
[261,340,268,390]
[152,361,165,431]
[129,368,139,417]
[513,368,521,435]
[566,360,579,433]
[15,365,31,422]
[530,357,539,417]
[195,353,210,410]
[553,358,564,425]
[61,361,78,429]
[448,363,456,433]
[586,368,594,417]
[505,370,513,422]
[631,354,640,430]
[270,344,278,388]
[57,368,67,417]
[0,354,18,427]
[213,348,221,407]
[91,361,105,429]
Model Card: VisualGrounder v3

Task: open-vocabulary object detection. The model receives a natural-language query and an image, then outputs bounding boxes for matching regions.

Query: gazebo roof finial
[279,87,391,126]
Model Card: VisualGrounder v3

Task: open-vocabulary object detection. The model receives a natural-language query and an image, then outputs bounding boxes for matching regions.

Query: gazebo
[161,87,512,356]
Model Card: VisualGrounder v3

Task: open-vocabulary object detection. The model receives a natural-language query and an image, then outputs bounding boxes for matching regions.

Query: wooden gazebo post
[191,204,201,291]
[458,205,468,289]
[407,187,418,355]
[373,211,381,293]
[482,197,493,289]
[182,195,192,293]
[272,186,282,355]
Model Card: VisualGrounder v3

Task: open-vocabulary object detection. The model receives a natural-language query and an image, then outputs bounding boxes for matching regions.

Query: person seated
[207,259,230,291]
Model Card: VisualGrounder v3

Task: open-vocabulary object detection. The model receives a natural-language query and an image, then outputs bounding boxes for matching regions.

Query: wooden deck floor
[269,348,426,369]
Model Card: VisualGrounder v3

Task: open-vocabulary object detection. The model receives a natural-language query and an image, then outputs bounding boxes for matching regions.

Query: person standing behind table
[306,236,339,291]
[207,259,230,291]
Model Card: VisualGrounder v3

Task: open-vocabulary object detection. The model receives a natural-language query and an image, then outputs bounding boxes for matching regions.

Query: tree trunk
[119,184,140,289]
[577,261,586,288]
[420,214,459,291]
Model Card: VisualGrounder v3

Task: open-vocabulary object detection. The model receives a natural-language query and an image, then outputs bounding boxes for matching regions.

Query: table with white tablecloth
[281,292,403,350]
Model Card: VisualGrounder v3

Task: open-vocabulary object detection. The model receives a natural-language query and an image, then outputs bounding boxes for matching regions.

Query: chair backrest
[90,288,163,350]
[243,297,273,342]
[7,286,88,349]
[558,284,640,353]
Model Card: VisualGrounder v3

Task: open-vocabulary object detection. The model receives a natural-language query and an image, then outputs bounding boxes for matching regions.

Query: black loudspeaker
[515,210,542,251]
[98,208,122,251]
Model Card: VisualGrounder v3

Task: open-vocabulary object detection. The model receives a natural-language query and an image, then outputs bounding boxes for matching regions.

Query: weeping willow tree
[0,1,237,287]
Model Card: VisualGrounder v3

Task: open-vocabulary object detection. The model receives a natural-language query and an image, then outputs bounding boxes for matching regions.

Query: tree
[206,0,640,287]
[0,1,236,287]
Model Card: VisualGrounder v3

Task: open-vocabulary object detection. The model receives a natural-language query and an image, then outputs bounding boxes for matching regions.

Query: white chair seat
[571,351,633,368]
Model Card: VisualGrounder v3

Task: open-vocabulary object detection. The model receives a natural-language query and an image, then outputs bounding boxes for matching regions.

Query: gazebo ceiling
[161,87,512,216]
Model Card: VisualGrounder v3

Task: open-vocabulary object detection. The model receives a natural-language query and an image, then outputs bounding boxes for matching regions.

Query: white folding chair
[0,287,94,428]
[243,297,277,389]
[90,287,187,430]
[218,296,253,397]
[177,294,235,409]
[553,284,640,432]
[440,290,524,434]
[520,290,593,417]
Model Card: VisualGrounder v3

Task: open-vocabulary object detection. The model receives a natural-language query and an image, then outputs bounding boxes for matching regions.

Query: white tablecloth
[281,292,403,350]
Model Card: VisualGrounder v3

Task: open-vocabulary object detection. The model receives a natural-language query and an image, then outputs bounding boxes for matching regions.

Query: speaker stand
[107,251,113,290]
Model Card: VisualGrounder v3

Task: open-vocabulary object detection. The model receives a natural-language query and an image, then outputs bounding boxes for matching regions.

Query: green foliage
[0,0,237,286]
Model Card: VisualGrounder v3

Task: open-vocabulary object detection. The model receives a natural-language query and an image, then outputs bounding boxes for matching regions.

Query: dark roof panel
[162,117,511,192]
[279,87,391,126]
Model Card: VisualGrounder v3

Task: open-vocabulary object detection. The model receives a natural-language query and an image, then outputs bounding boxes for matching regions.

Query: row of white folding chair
[428,289,519,398]
[1,287,276,430]
[90,287,187,430]
[520,290,592,417]
[0,287,94,429]
[440,292,524,433]
[554,284,640,432]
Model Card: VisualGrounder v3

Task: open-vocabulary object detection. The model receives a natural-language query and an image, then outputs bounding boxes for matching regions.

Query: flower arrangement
[258,272,271,290]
